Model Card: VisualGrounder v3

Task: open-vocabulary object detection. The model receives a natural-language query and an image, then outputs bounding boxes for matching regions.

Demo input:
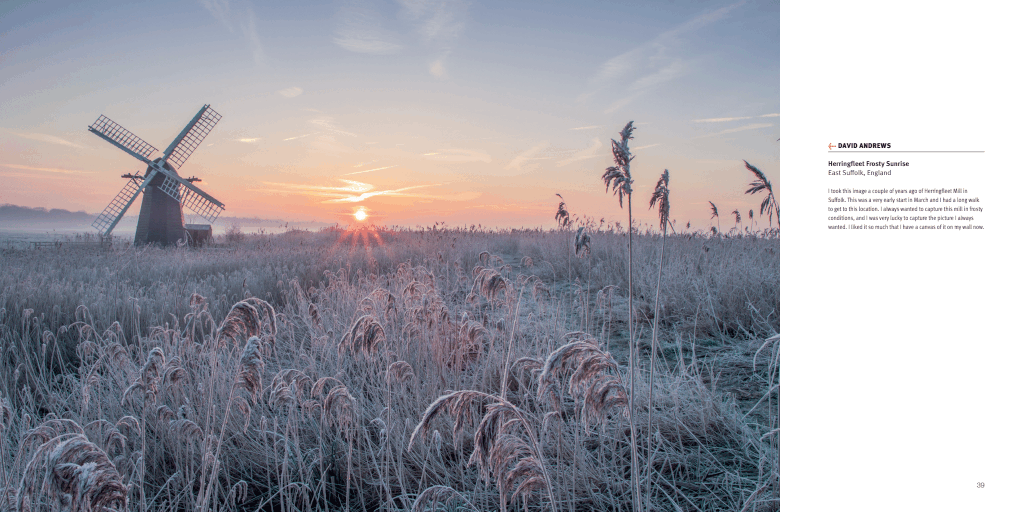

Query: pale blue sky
[1,0,779,229]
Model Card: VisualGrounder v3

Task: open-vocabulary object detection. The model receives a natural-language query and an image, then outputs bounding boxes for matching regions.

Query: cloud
[235,138,261,143]
[240,6,264,64]
[505,142,550,171]
[430,58,446,78]
[632,143,660,151]
[698,123,773,138]
[629,59,685,93]
[397,0,468,46]
[693,113,780,123]
[309,118,357,137]
[199,0,233,31]
[334,34,403,54]
[345,165,397,175]
[1,163,92,174]
[283,133,316,141]
[424,148,491,163]
[278,87,303,98]
[602,94,641,115]
[199,0,264,64]
[334,1,403,54]
[334,0,468,58]
[260,179,440,203]
[570,125,602,131]
[10,131,84,149]
[579,2,743,104]
[557,137,603,167]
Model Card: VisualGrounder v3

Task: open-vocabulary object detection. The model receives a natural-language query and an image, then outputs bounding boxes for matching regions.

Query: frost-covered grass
[0,225,778,511]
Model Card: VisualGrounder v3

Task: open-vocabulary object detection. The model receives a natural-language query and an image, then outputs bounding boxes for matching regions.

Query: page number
[977,482,985,488]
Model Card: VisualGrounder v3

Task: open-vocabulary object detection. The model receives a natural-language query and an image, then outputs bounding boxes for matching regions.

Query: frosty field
[0,225,779,511]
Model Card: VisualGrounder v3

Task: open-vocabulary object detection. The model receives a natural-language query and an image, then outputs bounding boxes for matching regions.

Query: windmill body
[89,105,225,246]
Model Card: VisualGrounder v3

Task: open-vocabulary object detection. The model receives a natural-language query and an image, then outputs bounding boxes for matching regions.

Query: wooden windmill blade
[153,166,225,223]
[163,104,222,171]
[88,116,159,164]
[91,173,157,236]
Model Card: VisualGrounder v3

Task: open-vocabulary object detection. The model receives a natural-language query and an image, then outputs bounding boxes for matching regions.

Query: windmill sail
[88,116,158,164]
[155,167,225,223]
[164,105,221,170]
[91,174,155,236]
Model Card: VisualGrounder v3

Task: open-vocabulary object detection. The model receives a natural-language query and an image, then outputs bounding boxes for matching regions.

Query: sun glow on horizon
[354,209,368,221]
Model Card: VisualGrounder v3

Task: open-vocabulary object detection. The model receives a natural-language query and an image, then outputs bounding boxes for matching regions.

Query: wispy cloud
[603,94,641,115]
[283,133,316,141]
[1,163,92,174]
[603,59,686,114]
[632,143,660,151]
[697,123,773,138]
[570,125,602,131]
[334,34,403,54]
[309,118,357,137]
[278,87,303,98]
[240,6,264,64]
[556,137,603,167]
[199,0,233,31]
[345,165,397,176]
[424,148,491,163]
[397,0,468,47]
[693,112,779,123]
[334,0,403,54]
[260,179,440,203]
[199,0,264,64]
[335,0,469,65]
[429,58,447,78]
[9,131,84,149]
[580,2,743,105]
[235,138,261,143]
[505,142,550,171]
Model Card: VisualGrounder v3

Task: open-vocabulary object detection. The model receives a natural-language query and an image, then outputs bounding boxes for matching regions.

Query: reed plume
[537,337,628,427]
[411,485,481,512]
[744,160,779,228]
[709,201,721,234]
[474,268,511,304]
[16,432,128,512]
[386,361,415,386]
[339,314,386,355]
[409,390,556,512]
[554,194,570,229]
[216,297,277,348]
[360,288,398,319]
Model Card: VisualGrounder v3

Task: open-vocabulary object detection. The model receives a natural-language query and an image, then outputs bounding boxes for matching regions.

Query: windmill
[89,104,225,246]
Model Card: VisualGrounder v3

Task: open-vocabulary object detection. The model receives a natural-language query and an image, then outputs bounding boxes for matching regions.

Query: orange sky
[0,1,779,231]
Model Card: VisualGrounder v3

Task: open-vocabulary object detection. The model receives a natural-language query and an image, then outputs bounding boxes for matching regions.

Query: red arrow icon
[828,143,836,150]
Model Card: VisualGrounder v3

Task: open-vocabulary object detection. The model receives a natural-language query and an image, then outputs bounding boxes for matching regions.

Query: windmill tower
[89,105,225,246]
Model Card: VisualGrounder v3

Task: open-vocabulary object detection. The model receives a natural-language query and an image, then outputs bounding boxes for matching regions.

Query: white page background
[783,2,1022,510]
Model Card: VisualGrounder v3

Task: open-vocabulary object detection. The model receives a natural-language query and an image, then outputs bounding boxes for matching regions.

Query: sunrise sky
[0,0,779,229]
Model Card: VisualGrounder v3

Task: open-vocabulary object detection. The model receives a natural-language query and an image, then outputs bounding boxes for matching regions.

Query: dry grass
[0,226,778,511]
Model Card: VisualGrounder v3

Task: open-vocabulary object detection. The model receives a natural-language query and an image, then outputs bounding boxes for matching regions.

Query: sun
[353,209,368,221]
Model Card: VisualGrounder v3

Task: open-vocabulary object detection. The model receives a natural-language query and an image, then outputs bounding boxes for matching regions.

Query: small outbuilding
[185,224,213,246]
